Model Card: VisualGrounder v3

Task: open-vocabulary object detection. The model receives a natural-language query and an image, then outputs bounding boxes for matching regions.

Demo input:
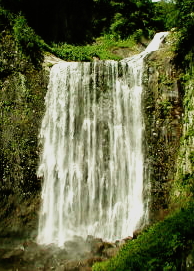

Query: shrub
[93,203,194,270]
[13,14,45,66]
[50,35,136,62]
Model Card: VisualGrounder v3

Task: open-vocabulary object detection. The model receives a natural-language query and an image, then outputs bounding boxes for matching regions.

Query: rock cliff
[0,30,193,249]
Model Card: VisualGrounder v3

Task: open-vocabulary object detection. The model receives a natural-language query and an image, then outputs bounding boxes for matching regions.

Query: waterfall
[37,32,168,247]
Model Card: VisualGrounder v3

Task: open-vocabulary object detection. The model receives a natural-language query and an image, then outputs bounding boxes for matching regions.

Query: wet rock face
[0,29,48,238]
[143,45,182,222]
[0,235,127,270]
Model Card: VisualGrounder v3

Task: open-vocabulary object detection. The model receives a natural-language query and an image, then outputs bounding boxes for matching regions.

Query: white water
[37,32,168,247]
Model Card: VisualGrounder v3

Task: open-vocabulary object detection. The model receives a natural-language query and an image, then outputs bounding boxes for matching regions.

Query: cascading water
[37,32,168,247]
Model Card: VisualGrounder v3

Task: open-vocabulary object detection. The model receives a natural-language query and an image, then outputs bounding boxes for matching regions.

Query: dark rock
[2,247,24,260]
[103,241,115,250]
[123,236,133,242]
[63,260,81,271]
[91,240,105,254]
[64,241,79,250]
[133,230,142,239]
[23,239,39,250]
[79,267,92,271]
[103,247,119,258]
[0,235,119,271]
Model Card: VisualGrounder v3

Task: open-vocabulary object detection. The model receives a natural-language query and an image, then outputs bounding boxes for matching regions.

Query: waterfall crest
[37,32,168,246]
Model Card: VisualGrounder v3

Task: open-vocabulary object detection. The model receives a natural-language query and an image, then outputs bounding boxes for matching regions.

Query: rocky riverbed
[0,235,132,270]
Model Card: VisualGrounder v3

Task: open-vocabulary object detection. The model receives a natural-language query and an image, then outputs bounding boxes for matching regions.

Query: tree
[108,0,154,39]
[152,0,177,31]
[0,0,94,44]
[91,0,113,37]
[175,0,194,63]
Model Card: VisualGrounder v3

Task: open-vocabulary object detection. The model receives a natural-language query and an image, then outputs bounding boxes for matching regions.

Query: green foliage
[133,29,144,43]
[175,0,194,30]
[50,35,136,61]
[189,152,194,165]
[174,0,194,66]
[13,14,45,66]
[184,128,194,140]
[152,1,177,31]
[108,0,155,40]
[1,0,194,55]
[0,7,12,30]
[0,8,47,68]
[0,8,47,231]
[0,0,94,44]
[0,0,178,45]
[158,100,173,117]
[0,70,47,198]
[170,64,194,209]
[91,0,113,37]
[93,203,194,270]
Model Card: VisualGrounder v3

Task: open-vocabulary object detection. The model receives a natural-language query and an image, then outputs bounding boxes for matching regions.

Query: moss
[0,10,48,237]
[142,35,182,222]
[170,63,194,209]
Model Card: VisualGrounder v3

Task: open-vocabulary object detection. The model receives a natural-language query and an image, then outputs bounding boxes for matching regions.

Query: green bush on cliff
[174,0,194,66]
[93,203,194,271]
[50,35,136,61]
[13,14,45,66]
[0,7,48,236]
[0,8,47,67]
